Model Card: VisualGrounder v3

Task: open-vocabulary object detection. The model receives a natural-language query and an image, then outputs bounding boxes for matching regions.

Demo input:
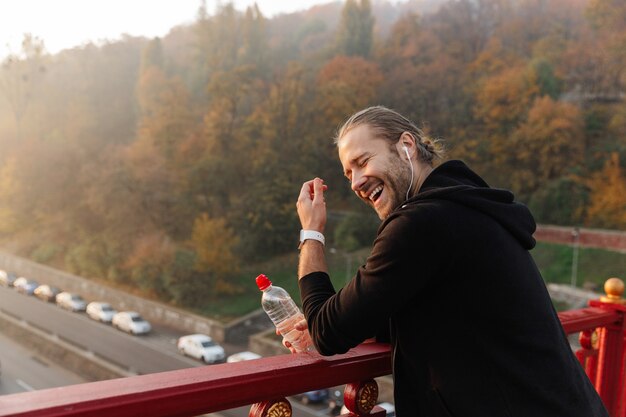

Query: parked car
[376,402,396,417]
[339,402,395,417]
[226,351,262,363]
[34,284,62,302]
[14,277,39,295]
[299,389,329,405]
[112,311,151,335]
[0,270,17,287]
[177,334,225,364]
[86,302,117,323]
[328,387,345,415]
[56,292,87,312]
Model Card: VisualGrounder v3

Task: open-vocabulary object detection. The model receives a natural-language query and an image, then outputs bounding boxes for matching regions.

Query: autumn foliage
[0,0,625,307]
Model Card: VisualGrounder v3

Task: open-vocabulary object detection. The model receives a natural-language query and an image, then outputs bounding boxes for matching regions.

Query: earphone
[402,143,415,201]
[402,145,410,160]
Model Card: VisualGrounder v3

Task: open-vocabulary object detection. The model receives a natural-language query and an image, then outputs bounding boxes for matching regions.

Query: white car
[226,351,262,363]
[56,292,87,312]
[112,311,151,335]
[177,334,225,364]
[0,270,16,287]
[14,277,39,295]
[86,302,117,323]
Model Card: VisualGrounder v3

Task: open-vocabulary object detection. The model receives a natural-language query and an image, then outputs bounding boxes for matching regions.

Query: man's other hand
[297,178,328,233]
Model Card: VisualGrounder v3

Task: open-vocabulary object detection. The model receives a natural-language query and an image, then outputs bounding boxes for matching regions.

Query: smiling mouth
[368,185,383,202]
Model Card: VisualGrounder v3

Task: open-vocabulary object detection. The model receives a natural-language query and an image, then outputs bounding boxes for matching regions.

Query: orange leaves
[190,213,242,295]
[474,65,540,134]
[584,153,626,229]
[136,67,193,161]
[509,96,584,195]
[317,55,383,128]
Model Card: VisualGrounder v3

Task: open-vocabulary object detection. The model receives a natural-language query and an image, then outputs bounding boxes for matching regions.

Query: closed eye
[356,157,370,168]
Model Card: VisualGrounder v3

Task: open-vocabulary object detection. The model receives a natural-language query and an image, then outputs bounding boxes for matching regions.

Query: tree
[317,55,383,128]
[334,212,379,251]
[336,0,374,58]
[136,68,193,160]
[0,158,21,234]
[122,231,175,297]
[586,0,626,69]
[0,34,47,140]
[508,96,584,198]
[136,54,193,162]
[528,177,588,226]
[190,213,241,295]
[584,153,626,229]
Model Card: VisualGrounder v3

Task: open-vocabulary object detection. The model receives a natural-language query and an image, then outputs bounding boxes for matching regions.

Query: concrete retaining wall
[225,308,272,345]
[0,250,234,341]
[0,309,132,381]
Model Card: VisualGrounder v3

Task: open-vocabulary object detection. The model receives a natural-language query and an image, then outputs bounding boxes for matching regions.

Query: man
[291,106,608,416]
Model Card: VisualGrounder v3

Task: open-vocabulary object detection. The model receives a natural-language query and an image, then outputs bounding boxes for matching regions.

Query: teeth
[369,185,383,201]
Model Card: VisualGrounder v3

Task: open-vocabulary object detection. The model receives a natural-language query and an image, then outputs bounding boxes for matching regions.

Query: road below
[0,285,334,417]
[0,285,239,374]
[0,331,86,395]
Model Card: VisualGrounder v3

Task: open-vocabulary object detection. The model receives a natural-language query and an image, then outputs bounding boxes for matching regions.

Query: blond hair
[334,106,444,164]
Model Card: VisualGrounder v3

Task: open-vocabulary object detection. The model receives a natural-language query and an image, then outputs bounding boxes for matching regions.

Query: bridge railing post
[589,277,626,417]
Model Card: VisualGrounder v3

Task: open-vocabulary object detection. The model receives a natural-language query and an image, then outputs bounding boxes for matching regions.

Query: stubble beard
[373,158,413,220]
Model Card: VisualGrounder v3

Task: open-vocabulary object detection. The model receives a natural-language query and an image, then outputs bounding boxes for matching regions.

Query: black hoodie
[299,160,607,417]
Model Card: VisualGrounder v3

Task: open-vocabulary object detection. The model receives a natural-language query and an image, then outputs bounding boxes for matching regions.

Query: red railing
[1,278,624,417]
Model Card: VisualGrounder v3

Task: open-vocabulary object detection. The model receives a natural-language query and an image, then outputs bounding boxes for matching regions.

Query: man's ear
[397,132,415,159]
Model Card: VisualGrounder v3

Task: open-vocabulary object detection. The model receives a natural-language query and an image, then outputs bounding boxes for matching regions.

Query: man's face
[338,124,411,220]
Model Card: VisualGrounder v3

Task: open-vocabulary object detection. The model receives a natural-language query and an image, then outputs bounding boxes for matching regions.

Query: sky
[1,0,334,59]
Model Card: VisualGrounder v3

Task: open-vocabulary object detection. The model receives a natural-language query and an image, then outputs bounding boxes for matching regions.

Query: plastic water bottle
[256,274,314,353]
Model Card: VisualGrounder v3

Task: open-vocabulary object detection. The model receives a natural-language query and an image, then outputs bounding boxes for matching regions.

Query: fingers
[298,179,315,203]
[312,178,326,204]
[294,319,308,331]
[299,178,327,202]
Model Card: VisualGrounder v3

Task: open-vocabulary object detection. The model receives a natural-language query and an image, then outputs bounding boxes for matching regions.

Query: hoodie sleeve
[299,204,444,355]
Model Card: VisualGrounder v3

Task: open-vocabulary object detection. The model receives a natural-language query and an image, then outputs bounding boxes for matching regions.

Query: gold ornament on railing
[267,401,291,417]
[600,277,625,305]
[579,329,599,350]
[344,379,379,415]
[249,398,292,417]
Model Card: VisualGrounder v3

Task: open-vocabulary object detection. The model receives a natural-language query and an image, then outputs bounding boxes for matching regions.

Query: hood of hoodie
[396,160,536,249]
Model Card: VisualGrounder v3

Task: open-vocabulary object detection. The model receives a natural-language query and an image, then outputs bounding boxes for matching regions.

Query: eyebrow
[344,152,371,177]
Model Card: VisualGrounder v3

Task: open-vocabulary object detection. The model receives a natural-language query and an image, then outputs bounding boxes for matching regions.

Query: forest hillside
[0,0,625,310]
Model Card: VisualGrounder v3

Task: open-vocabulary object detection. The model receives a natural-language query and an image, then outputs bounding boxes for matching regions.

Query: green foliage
[532,242,626,288]
[336,0,374,58]
[65,238,115,280]
[334,212,379,252]
[529,58,562,99]
[528,177,588,226]
[165,249,212,307]
[30,243,62,264]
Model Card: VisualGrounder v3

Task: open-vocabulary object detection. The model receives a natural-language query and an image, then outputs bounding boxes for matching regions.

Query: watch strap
[299,230,325,249]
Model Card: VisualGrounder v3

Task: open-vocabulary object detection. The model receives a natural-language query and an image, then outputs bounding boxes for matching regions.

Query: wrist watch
[299,230,325,249]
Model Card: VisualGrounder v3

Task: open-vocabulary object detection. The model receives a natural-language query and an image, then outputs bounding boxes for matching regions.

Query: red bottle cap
[256,274,272,291]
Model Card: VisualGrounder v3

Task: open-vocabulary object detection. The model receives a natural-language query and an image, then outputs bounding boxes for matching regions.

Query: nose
[351,171,367,193]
